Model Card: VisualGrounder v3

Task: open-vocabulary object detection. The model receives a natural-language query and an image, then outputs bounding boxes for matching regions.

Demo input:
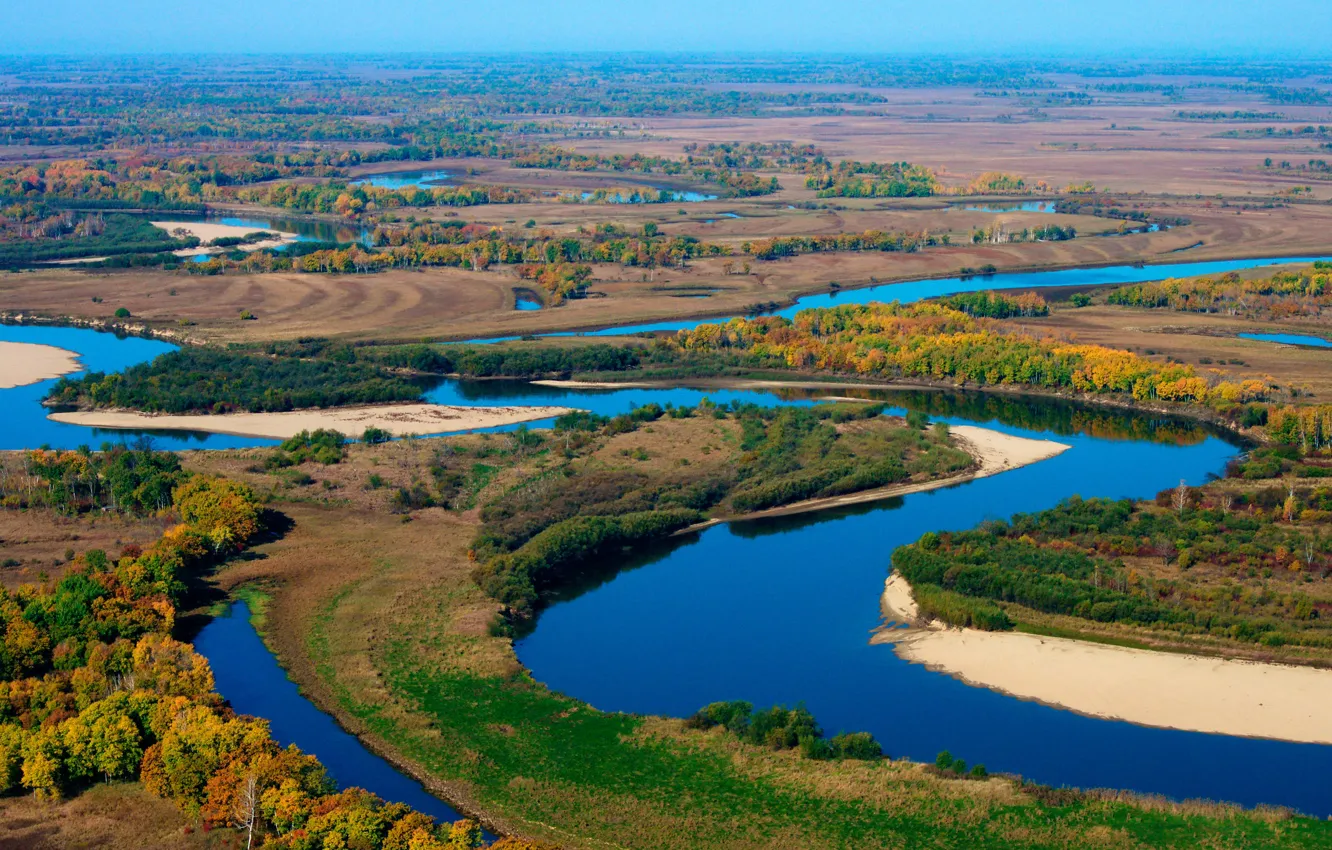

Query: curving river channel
[3,253,1331,818]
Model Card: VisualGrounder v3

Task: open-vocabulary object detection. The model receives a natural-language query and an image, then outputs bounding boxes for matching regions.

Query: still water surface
[1239,332,1332,349]
[351,169,454,190]
[195,601,471,825]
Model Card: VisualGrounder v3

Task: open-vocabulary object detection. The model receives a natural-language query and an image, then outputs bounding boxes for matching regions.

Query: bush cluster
[686,701,884,761]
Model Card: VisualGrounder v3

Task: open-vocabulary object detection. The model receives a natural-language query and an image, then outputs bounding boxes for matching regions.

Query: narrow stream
[194,601,469,825]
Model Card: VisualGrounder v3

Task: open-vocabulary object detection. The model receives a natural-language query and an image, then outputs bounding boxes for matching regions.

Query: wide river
[3,253,1331,817]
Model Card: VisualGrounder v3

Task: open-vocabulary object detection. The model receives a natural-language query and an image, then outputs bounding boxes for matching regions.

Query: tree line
[1106,263,1331,321]
[672,301,1272,409]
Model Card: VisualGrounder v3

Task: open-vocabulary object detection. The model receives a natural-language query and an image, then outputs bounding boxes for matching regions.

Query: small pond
[957,201,1056,213]
[1239,332,1332,349]
[579,189,717,203]
[350,169,455,190]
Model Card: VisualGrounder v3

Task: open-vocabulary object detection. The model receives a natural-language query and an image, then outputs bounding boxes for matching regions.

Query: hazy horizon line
[3,48,1330,61]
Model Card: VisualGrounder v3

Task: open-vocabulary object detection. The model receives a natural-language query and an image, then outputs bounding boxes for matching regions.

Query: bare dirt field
[4,200,1330,345]
[4,88,1331,349]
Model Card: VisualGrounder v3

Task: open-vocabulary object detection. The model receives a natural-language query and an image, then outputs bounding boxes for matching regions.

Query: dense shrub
[911,583,1014,631]
[473,508,702,614]
[48,349,422,414]
[266,429,348,467]
[686,701,884,761]
[367,343,645,378]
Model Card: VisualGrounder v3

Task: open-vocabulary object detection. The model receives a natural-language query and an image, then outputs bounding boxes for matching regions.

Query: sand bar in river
[49,403,572,440]
[0,341,83,389]
[151,221,299,254]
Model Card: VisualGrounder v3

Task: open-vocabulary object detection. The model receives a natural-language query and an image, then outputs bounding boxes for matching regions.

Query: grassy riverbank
[191,418,1332,848]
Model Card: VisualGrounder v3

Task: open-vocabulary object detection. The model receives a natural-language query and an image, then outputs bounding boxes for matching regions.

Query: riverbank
[0,341,82,389]
[688,424,1069,530]
[48,403,572,440]
[874,576,1332,745]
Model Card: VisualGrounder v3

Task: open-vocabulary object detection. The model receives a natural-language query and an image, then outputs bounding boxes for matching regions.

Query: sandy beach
[0,341,83,389]
[946,424,1070,477]
[874,577,1332,744]
[880,574,919,624]
[48,403,572,440]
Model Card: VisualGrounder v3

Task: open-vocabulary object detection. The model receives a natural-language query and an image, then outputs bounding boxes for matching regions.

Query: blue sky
[3,0,1330,55]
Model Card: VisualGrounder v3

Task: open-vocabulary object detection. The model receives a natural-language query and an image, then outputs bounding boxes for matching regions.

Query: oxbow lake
[1239,332,1332,349]
[957,200,1057,213]
[350,169,455,190]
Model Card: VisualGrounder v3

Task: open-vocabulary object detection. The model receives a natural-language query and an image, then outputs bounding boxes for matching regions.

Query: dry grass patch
[0,504,170,590]
[0,782,226,850]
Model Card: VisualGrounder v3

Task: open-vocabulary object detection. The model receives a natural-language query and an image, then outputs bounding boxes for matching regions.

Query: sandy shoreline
[0,341,83,389]
[685,425,1069,531]
[531,379,652,389]
[151,221,299,255]
[48,403,572,440]
[874,577,1332,744]
[40,221,300,266]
